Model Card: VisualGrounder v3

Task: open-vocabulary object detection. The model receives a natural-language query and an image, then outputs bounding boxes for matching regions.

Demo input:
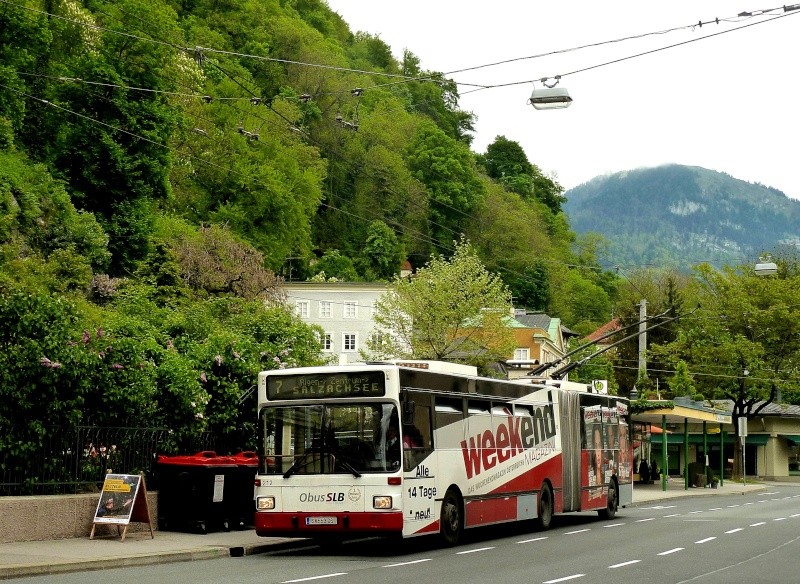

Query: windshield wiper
[282,446,320,478]
[331,452,362,478]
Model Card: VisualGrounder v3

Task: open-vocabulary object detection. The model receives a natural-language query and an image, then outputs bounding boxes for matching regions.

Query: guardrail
[0,426,224,496]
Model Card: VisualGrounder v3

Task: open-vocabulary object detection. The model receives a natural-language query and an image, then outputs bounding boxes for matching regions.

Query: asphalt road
[13,485,800,584]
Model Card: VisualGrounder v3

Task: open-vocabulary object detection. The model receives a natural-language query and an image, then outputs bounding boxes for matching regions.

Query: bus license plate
[306,516,337,525]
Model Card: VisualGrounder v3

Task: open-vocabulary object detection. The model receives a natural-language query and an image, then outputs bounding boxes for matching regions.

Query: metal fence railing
[0,427,224,496]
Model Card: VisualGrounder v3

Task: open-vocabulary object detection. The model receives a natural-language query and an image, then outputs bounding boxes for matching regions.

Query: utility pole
[638,299,647,377]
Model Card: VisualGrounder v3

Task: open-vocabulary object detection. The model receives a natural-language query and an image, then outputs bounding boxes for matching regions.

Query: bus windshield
[260,403,401,475]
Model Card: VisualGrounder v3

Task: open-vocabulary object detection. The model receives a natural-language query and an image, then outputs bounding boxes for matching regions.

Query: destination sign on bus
[266,371,385,400]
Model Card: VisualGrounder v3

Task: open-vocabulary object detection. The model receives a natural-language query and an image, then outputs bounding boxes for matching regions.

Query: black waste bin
[228,451,259,529]
[156,451,237,534]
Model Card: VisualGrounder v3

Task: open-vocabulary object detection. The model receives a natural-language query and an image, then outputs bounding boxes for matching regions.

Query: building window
[319,301,332,318]
[514,348,530,361]
[343,301,357,319]
[322,333,333,352]
[296,301,309,318]
[343,333,357,352]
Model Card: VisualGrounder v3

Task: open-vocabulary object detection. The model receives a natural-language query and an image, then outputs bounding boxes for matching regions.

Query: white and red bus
[253,361,632,545]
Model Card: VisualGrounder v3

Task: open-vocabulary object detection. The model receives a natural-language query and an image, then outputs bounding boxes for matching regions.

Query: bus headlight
[373,496,392,509]
[256,496,275,510]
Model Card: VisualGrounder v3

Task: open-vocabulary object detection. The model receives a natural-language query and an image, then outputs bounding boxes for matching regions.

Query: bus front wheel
[598,481,618,519]
[440,489,463,546]
[536,483,553,530]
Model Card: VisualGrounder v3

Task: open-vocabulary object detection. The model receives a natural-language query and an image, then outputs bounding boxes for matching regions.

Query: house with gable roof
[504,310,580,380]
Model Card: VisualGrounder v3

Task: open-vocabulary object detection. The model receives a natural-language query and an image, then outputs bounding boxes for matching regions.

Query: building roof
[585,318,621,343]
[712,399,800,418]
[514,312,551,330]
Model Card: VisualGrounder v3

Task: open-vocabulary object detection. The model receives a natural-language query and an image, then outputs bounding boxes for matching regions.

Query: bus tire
[598,480,618,519]
[439,488,463,546]
[536,483,553,530]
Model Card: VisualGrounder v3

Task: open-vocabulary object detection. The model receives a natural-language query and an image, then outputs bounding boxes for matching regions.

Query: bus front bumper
[255,511,404,537]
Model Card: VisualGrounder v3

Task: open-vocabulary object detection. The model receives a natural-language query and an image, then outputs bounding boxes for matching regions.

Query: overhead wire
[460,8,799,95]
[439,5,793,78]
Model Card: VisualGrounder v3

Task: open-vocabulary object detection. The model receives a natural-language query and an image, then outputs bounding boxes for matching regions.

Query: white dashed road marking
[283,574,347,583]
[383,559,432,568]
[543,575,585,583]
[609,560,641,569]
[456,547,495,555]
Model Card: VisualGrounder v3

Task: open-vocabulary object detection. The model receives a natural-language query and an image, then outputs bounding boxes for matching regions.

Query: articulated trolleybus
[253,361,632,545]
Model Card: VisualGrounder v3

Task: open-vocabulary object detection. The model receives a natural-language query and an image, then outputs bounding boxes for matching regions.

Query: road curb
[0,538,319,580]
[0,548,231,580]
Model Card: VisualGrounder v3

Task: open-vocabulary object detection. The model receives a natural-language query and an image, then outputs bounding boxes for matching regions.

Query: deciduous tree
[369,239,514,367]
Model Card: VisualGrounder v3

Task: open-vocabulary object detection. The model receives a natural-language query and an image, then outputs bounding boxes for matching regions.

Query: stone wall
[0,492,159,543]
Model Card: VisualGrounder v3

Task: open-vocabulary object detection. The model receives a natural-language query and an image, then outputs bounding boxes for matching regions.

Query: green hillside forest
[0,0,622,453]
[564,164,800,270]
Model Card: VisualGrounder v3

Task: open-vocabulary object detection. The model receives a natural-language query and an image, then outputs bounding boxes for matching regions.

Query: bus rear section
[558,390,633,518]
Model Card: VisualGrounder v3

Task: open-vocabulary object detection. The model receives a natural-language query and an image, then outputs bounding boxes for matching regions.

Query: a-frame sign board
[90,473,154,542]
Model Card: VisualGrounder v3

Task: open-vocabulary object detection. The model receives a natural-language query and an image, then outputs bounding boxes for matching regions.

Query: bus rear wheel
[598,481,618,519]
[536,483,553,530]
[440,489,463,546]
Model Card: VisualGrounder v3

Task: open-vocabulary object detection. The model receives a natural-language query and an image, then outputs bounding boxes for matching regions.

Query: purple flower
[111,363,124,370]
[40,357,52,367]
[82,330,90,344]
[51,362,62,369]
[96,327,104,338]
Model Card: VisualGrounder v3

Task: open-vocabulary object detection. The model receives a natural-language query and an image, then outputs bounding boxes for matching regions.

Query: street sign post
[738,418,748,485]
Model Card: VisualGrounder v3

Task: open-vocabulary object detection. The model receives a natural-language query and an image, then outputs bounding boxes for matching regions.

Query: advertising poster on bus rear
[584,405,603,499]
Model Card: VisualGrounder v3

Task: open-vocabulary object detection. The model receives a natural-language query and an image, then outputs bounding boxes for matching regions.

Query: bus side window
[514,404,534,418]
[467,400,491,446]
[434,397,464,450]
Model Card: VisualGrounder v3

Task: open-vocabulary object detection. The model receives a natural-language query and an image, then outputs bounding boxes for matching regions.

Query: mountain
[563,164,800,270]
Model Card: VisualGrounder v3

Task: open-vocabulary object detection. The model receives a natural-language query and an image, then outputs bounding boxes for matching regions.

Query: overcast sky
[325,1,800,200]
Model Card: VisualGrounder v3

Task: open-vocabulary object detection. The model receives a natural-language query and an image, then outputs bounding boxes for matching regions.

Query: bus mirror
[402,400,415,425]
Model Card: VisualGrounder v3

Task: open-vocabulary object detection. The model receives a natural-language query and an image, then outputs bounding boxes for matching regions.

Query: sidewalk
[0,480,769,580]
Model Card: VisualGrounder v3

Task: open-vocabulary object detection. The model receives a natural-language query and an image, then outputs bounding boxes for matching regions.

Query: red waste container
[228,451,259,529]
[156,451,237,534]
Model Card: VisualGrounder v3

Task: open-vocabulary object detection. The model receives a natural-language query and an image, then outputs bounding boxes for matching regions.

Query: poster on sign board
[90,473,154,541]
